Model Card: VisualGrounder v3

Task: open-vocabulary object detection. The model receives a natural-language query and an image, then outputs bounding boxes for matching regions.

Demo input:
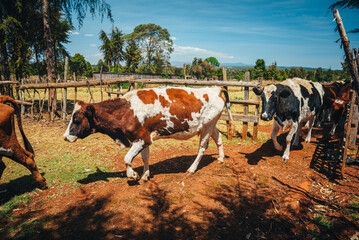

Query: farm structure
[4,70,263,141]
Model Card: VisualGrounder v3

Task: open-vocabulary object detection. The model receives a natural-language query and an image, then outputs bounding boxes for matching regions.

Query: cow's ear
[84,105,95,118]
[279,89,291,98]
[253,87,263,96]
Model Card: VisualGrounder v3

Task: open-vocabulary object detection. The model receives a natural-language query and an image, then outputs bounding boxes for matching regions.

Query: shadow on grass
[0,174,45,205]
[78,154,217,185]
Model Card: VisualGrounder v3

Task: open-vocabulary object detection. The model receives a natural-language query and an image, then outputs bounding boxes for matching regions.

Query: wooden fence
[2,73,263,140]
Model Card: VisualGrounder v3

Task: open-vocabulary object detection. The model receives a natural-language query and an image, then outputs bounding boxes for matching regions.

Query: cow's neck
[90,98,133,146]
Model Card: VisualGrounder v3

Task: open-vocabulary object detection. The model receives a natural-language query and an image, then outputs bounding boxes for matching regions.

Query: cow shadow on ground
[240,133,304,165]
[78,154,217,185]
[0,174,44,205]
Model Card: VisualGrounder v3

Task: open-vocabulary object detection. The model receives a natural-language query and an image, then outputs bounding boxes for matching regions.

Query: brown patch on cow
[137,89,158,104]
[166,88,203,123]
[159,95,170,108]
[203,94,209,102]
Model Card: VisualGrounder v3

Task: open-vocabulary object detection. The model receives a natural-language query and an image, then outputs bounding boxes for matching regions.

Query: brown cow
[0,96,47,189]
[327,81,352,135]
[320,80,347,125]
[64,87,235,181]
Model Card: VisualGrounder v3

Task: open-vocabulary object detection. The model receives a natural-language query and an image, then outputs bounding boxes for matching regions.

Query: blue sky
[65,0,359,70]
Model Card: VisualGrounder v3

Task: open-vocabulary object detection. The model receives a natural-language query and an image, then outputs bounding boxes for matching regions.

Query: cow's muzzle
[261,113,272,121]
[64,135,78,143]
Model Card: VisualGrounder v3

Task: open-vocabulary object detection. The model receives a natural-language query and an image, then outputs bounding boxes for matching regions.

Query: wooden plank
[242,72,250,139]
[0,81,18,85]
[19,77,259,90]
[230,100,260,105]
[106,91,127,95]
[220,114,258,123]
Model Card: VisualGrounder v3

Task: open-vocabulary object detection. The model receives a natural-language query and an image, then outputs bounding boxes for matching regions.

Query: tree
[111,27,125,68]
[252,59,266,79]
[189,57,215,79]
[129,23,173,74]
[266,62,279,80]
[315,67,324,82]
[124,38,142,73]
[329,0,359,33]
[204,57,220,67]
[99,29,113,70]
[41,0,112,118]
[70,53,87,77]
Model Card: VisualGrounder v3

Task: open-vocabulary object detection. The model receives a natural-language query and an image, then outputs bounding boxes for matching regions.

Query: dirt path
[0,121,358,239]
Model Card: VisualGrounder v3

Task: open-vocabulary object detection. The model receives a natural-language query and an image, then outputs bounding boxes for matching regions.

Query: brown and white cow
[64,87,235,180]
[0,96,47,189]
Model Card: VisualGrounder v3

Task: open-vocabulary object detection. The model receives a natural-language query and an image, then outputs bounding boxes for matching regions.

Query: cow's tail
[0,96,34,155]
[220,88,236,136]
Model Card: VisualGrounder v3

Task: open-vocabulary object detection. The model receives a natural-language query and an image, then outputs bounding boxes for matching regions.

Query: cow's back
[278,78,324,122]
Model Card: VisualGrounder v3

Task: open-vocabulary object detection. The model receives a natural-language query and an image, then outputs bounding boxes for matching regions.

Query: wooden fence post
[242,72,250,139]
[21,79,25,117]
[183,63,186,79]
[63,56,68,120]
[73,72,77,105]
[253,77,263,141]
[100,66,103,101]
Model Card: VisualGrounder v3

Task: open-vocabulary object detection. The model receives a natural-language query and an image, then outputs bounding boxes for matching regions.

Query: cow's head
[253,85,278,121]
[63,101,95,142]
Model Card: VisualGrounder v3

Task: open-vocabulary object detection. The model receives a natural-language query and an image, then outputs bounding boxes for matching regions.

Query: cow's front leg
[282,122,298,162]
[140,147,150,181]
[272,121,283,151]
[305,116,315,143]
[187,132,211,174]
[124,140,147,180]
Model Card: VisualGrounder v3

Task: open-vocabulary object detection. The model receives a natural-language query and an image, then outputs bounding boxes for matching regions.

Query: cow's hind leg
[12,150,47,189]
[187,131,211,174]
[211,127,224,163]
[140,147,150,181]
[305,116,315,143]
[124,140,147,180]
[0,156,5,178]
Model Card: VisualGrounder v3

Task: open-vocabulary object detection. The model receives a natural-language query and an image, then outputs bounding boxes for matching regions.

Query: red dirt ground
[1,121,359,239]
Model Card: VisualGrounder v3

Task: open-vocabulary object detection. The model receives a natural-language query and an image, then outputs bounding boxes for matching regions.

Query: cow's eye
[73,118,81,125]
[273,97,277,102]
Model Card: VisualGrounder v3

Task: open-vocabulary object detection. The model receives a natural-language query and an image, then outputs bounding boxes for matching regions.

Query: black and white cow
[253,78,324,161]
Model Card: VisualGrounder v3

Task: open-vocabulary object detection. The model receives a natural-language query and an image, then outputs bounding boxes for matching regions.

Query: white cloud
[93,52,103,58]
[90,44,97,47]
[68,30,80,35]
[173,44,234,60]
[170,36,177,41]
[85,34,94,37]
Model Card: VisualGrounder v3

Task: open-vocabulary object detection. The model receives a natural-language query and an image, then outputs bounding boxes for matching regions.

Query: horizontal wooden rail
[19,76,135,90]
[15,100,33,106]
[220,114,258,123]
[106,91,127,95]
[0,81,18,86]
[19,77,260,90]
[230,100,260,105]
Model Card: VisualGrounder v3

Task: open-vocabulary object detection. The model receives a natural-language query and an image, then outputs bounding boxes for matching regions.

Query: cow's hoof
[129,172,140,180]
[282,156,289,162]
[140,171,150,182]
[186,171,195,176]
[217,158,224,164]
[38,181,48,190]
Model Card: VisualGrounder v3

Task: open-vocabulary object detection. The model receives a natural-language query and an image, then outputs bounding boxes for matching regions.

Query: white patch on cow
[0,147,13,157]
[263,85,276,102]
[334,99,344,105]
[63,103,82,142]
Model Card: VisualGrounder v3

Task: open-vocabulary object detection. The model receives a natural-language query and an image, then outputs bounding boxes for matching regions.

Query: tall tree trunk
[0,31,11,95]
[42,0,57,120]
